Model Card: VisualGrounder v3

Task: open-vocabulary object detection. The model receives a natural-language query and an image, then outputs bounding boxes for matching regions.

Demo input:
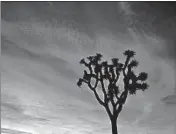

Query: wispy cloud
[1,128,32,134]
[1,2,176,134]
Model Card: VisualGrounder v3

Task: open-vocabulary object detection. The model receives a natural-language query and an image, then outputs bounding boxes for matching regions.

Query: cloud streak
[1,2,176,134]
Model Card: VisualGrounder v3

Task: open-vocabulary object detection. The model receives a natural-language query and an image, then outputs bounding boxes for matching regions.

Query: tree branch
[118,57,131,106]
[119,86,128,105]
[99,69,108,103]
[108,82,116,108]
[88,64,93,74]
[115,94,120,106]
[93,88,105,106]
[104,103,113,119]
[115,104,123,117]
[123,57,130,77]
[84,79,105,106]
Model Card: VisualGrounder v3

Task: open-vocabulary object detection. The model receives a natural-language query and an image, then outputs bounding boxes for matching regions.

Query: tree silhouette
[77,50,149,134]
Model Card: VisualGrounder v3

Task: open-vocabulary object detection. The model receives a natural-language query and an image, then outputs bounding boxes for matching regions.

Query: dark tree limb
[122,57,130,77]
[104,103,113,119]
[93,89,105,106]
[83,78,105,106]
[99,69,108,103]
[115,104,123,117]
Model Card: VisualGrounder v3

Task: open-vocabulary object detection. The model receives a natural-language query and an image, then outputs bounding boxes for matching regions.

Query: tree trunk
[111,118,118,134]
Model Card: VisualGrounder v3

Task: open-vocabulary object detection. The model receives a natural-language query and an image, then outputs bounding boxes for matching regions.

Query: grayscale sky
[1,2,176,134]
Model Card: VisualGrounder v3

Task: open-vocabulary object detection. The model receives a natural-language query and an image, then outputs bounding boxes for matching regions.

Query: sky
[1,2,176,134]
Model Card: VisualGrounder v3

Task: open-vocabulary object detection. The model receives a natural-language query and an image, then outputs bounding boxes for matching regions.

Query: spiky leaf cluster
[123,50,136,58]
[77,53,124,97]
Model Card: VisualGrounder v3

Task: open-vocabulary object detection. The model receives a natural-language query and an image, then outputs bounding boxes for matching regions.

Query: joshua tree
[77,50,149,134]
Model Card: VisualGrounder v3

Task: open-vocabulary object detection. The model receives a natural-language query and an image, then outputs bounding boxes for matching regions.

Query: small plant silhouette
[77,50,149,134]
